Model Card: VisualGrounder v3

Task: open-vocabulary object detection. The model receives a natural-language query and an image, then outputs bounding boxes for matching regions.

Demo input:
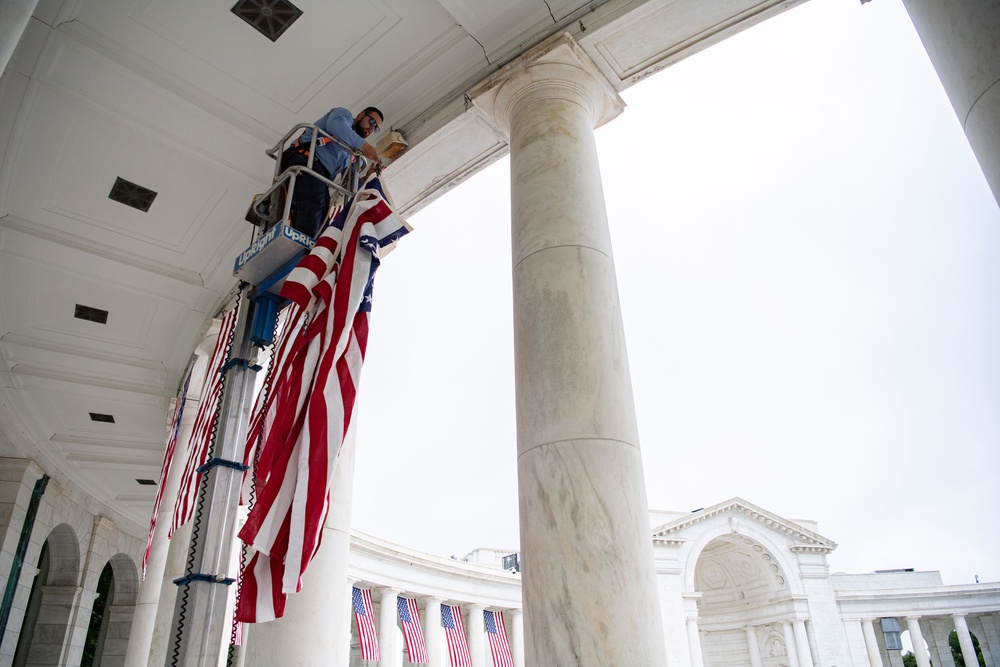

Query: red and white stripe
[353,587,380,661]
[141,373,189,580]
[443,604,472,667]
[236,179,407,622]
[399,596,429,663]
[170,307,238,537]
[486,611,514,667]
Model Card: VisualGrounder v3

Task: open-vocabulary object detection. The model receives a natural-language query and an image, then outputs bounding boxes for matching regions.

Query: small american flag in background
[441,604,472,667]
[170,306,238,537]
[353,587,380,661]
[141,370,190,580]
[484,610,514,667]
[398,596,428,663]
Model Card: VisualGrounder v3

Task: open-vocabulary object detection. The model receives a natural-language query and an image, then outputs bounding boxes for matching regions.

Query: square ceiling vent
[109,177,156,212]
[231,0,302,42]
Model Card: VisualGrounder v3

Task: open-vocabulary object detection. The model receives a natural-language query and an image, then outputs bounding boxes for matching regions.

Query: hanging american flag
[235,177,409,622]
[398,596,428,664]
[352,587,380,662]
[169,306,238,537]
[484,610,514,667]
[442,604,472,667]
[141,370,190,580]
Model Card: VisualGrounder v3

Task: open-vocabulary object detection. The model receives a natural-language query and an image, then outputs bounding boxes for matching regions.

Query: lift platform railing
[235,123,374,315]
[246,123,370,231]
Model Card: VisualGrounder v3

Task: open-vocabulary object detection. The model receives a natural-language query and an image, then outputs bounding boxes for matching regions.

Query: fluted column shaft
[862,619,886,667]
[793,619,815,667]
[906,617,931,667]
[472,32,666,667]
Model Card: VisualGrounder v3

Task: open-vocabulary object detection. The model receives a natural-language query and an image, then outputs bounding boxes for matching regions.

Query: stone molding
[469,32,624,139]
[652,496,837,553]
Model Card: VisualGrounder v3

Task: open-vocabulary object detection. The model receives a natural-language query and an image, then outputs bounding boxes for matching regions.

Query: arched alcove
[12,523,81,667]
[693,534,794,667]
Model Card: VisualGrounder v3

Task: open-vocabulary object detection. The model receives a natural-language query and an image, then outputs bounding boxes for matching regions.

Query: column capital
[470,32,623,139]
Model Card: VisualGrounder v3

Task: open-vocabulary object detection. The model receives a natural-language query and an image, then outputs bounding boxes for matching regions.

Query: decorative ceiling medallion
[231,0,302,42]
[108,177,157,212]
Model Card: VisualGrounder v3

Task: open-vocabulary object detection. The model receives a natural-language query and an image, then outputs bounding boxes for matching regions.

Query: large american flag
[441,604,472,667]
[235,177,409,622]
[141,371,190,580]
[352,587,380,661]
[169,307,238,537]
[484,610,514,667]
[398,596,428,664]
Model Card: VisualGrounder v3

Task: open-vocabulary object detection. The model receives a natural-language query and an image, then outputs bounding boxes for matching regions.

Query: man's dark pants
[279,147,333,238]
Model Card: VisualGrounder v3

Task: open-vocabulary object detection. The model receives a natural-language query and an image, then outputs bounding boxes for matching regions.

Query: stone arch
[681,511,802,597]
[87,553,139,667]
[42,523,80,586]
[12,523,82,666]
[689,529,796,667]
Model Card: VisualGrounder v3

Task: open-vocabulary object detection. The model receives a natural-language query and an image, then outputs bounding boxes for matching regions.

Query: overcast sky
[353,0,1000,587]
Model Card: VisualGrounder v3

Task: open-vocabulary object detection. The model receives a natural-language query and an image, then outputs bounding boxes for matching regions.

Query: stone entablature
[347,531,522,611]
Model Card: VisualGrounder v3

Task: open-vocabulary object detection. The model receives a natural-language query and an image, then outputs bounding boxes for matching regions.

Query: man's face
[354,111,382,138]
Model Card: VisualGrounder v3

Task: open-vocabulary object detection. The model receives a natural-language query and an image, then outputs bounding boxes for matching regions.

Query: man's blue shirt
[299,107,366,178]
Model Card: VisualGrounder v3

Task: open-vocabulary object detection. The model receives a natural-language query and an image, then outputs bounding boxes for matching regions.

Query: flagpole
[166,291,260,667]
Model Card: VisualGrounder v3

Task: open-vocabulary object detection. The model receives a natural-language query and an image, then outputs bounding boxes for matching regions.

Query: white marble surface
[900,0,1000,202]
[475,35,668,666]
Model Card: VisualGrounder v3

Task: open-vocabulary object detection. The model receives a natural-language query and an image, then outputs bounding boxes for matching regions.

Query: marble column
[510,610,525,667]
[782,621,801,667]
[954,614,980,667]
[745,626,764,667]
[466,603,486,667]
[793,619,815,667]
[0,0,39,77]
[123,381,202,667]
[899,0,1000,205]
[378,587,400,667]
[687,618,706,667]
[906,617,931,667]
[862,619,886,667]
[423,597,443,667]
[243,416,359,667]
[470,31,667,667]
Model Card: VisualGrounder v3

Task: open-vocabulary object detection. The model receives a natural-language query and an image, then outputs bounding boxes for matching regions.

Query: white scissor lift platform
[233,123,370,343]
[165,125,371,665]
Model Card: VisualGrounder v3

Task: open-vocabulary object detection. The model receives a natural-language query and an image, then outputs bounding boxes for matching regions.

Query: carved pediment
[651,497,837,554]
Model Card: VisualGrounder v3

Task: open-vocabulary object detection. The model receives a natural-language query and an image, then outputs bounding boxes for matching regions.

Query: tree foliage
[949,629,987,667]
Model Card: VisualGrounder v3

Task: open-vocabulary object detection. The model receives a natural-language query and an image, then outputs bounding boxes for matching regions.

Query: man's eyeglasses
[364,113,381,133]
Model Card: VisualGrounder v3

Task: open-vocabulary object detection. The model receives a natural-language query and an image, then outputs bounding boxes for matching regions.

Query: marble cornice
[650,497,837,552]
[789,544,835,555]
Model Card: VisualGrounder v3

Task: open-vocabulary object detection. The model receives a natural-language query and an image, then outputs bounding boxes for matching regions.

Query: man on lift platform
[279,106,384,237]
